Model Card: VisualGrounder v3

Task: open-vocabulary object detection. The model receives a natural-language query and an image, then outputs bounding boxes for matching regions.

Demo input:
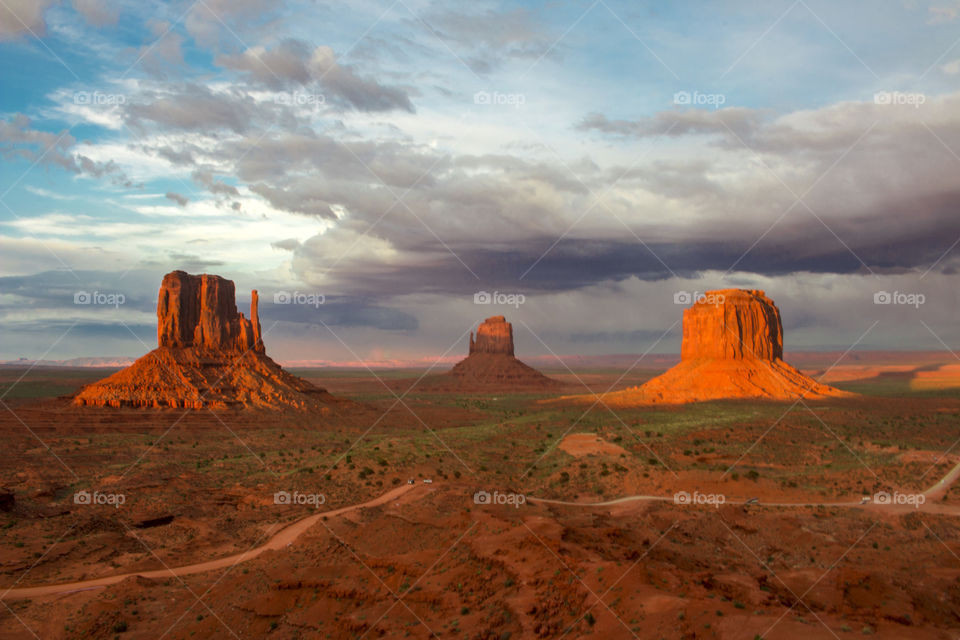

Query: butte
[574,289,851,406]
[73,270,340,410]
[439,316,561,389]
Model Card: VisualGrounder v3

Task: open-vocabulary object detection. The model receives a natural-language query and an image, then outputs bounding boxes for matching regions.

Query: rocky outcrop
[74,271,339,411]
[469,316,514,356]
[157,271,263,354]
[563,289,850,405]
[681,290,782,361]
[446,316,560,389]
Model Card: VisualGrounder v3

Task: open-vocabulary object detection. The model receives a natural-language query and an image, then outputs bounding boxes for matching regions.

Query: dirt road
[0,483,418,600]
[5,461,960,601]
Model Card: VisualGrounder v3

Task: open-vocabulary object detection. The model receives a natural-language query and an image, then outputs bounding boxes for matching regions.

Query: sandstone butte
[576,289,852,406]
[447,315,561,388]
[73,271,338,410]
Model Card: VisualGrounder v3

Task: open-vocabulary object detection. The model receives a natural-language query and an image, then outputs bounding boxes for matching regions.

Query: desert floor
[1,359,960,639]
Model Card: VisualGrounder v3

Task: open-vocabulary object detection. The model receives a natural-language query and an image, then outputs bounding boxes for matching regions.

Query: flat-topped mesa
[681,289,783,361]
[468,315,514,356]
[156,271,264,354]
[557,287,851,405]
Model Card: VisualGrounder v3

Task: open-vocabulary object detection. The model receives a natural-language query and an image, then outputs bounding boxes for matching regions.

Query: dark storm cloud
[287,181,960,298]
[0,271,158,314]
[0,271,416,337]
[569,328,677,344]
[258,296,418,331]
[117,81,960,303]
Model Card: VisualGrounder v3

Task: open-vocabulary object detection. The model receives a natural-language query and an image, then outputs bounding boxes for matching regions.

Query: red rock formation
[447,316,560,388]
[681,290,782,361]
[156,271,264,354]
[469,316,514,356]
[74,271,339,410]
[564,289,850,405]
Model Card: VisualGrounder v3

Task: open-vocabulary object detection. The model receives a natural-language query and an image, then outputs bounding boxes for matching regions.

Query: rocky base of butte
[73,271,338,410]
[572,289,850,405]
[444,316,561,389]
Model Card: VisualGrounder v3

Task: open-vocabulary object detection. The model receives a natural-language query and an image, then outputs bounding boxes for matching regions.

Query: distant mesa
[467,314,515,356]
[446,316,561,388]
[569,289,851,405]
[73,271,340,410]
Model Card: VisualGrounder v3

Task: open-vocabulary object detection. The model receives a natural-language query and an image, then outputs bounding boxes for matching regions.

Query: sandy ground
[557,433,629,457]
[3,365,960,638]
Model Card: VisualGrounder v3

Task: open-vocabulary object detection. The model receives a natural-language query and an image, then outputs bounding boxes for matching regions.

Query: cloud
[124,84,256,133]
[416,7,562,74]
[216,40,415,112]
[72,0,118,27]
[929,2,960,23]
[0,0,56,40]
[576,108,766,139]
[0,114,135,185]
[271,238,300,251]
[135,19,185,78]
[184,0,278,49]
[165,191,188,206]
[107,87,960,304]
[191,169,239,197]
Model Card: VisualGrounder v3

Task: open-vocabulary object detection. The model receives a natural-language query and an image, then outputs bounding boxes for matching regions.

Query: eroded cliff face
[468,316,514,356]
[74,271,335,410]
[156,271,263,354]
[680,290,783,361]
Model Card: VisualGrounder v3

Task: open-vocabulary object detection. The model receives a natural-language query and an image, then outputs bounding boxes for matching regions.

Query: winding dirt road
[0,483,417,600]
[4,460,960,601]
[529,460,960,512]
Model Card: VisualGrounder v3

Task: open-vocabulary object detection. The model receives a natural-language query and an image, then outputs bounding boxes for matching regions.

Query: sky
[1,0,959,364]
